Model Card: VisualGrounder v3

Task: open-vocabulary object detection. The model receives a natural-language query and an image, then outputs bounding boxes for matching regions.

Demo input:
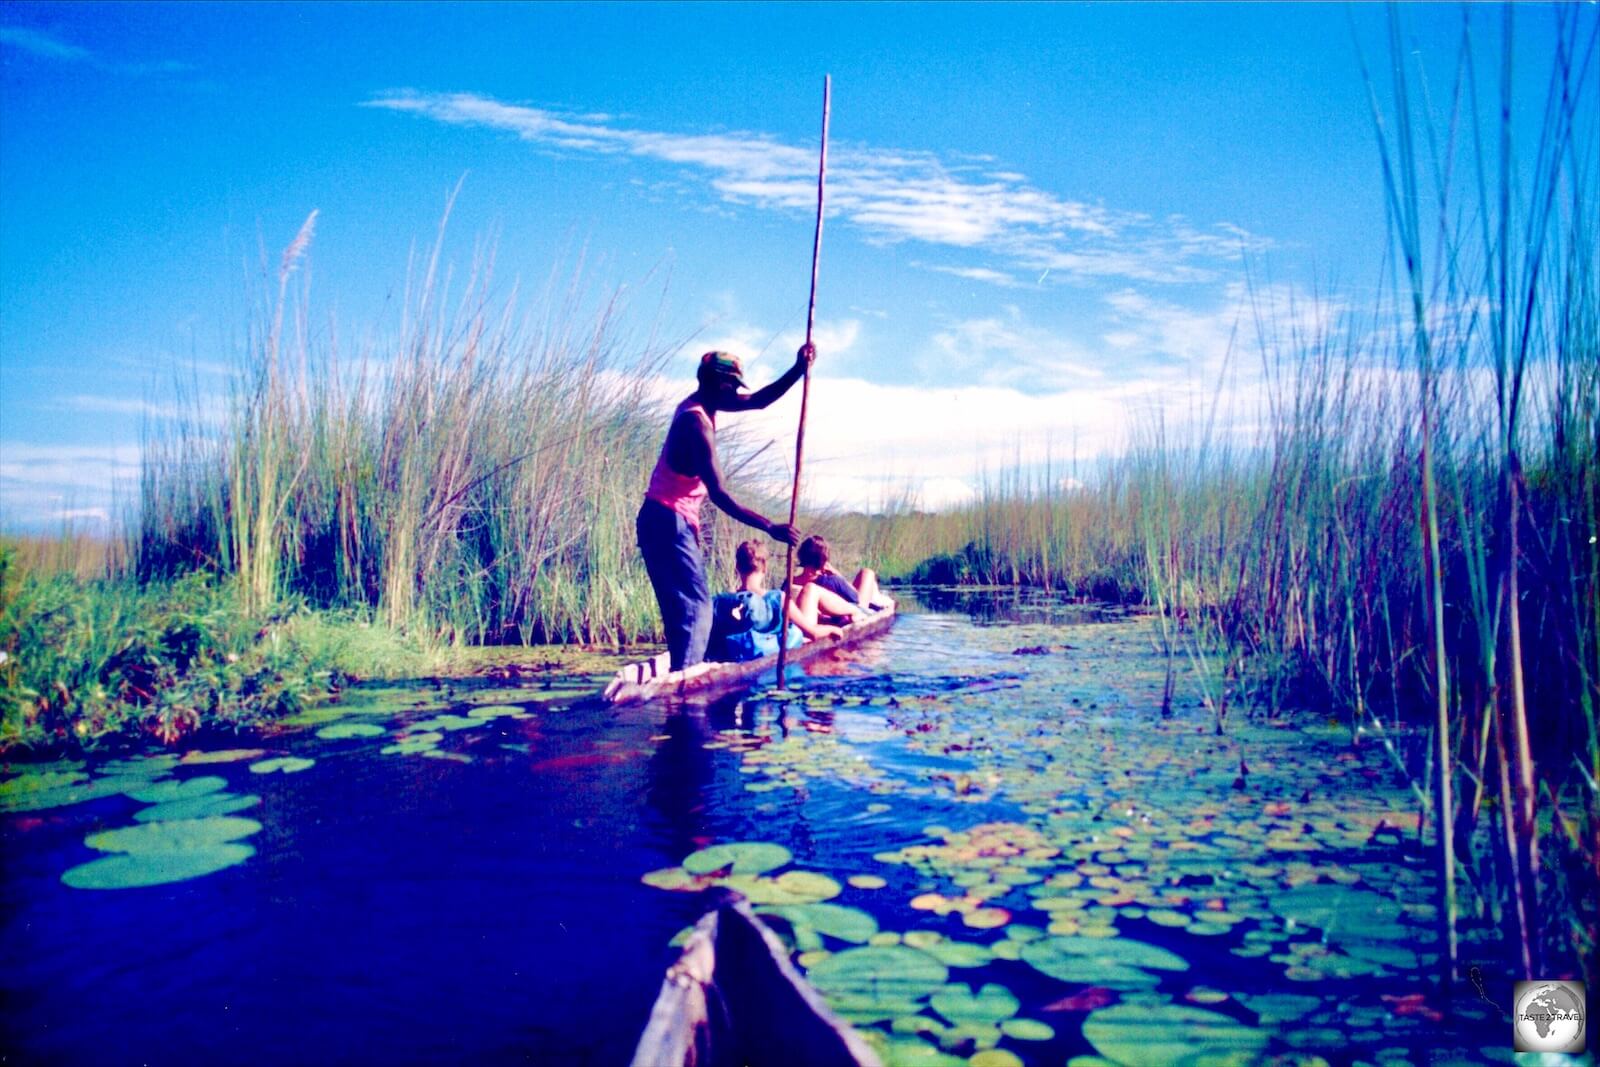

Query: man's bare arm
[721,343,815,412]
[683,416,801,545]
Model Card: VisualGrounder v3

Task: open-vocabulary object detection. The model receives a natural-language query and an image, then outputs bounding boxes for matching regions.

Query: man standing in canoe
[637,345,815,671]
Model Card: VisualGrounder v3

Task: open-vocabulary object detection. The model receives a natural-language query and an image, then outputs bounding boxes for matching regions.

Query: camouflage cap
[697,350,746,388]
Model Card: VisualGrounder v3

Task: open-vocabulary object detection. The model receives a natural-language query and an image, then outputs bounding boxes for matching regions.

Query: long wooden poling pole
[777,75,830,690]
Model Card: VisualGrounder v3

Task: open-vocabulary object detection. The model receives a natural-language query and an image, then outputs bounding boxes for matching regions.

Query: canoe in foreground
[603,603,896,705]
[631,890,882,1067]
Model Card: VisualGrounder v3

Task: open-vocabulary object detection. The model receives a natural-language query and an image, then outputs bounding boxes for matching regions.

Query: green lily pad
[1082,1003,1267,1067]
[466,704,526,719]
[1022,935,1188,988]
[316,722,386,740]
[1239,993,1324,1025]
[930,982,1019,1026]
[249,757,316,775]
[86,816,262,853]
[63,813,263,891]
[683,841,792,876]
[134,792,261,823]
[124,776,228,804]
[380,739,442,756]
[99,755,179,777]
[410,715,483,732]
[807,945,950,1003]
[180,749,266,765]
[921,940,993,969]
[1,773,130,812]
[774,870,843,902]
[640,866,699,891]
[1000,1018,1055,1041]
[969,1051,1024,1067]
[762,903,879,944]
[1272,884,1405,941]
[61,844,256,889]
[878,1038,967,1067]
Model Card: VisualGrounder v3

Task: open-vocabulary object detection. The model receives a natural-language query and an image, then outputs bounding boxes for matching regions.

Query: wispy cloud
[925,308,1106,388]
[0,442,140,529]
[365,91,1266,286]
[0,25,192,75]
[925,265,1026,289]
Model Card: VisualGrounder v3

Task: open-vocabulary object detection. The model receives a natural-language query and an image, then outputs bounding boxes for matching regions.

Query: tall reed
[138,210,681,648]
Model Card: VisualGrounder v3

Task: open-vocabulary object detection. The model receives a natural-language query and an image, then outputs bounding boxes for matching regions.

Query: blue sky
[0,2,1579,523]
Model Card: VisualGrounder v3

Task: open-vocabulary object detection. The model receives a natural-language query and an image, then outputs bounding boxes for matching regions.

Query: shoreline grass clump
[136,197,677,650]
[0,542,441,751]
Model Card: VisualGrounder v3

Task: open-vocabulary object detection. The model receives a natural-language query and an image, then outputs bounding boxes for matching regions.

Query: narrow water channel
[1,591,1505,1065]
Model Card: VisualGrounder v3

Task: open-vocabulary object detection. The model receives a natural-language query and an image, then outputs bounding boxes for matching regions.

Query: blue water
[0,591,1503,1065]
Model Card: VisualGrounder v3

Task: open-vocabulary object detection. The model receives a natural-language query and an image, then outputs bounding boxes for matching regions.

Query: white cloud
[366,90,1267,286]
[0,24,191,74]
[925,309,1105,388]
[0,26,91,61]
[0,442,140,529]
[631,364,1226,514]
[925,265,1025,288]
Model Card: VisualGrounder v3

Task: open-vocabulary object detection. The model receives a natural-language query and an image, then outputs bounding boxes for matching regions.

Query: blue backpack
[708,590,803,662]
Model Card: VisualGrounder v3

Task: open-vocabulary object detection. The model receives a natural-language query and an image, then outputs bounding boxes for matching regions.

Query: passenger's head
[735,539,768,577]
[797,535,830,570]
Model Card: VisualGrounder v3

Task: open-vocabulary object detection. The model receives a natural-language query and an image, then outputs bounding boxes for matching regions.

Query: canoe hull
[631,891,882,1067]
[603,605,896,705]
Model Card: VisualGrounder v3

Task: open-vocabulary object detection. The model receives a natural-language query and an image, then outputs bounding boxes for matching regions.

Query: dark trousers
[636,499,711,671]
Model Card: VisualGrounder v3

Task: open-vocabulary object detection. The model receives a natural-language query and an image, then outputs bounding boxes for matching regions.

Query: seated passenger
[707,541,858,662]
[794,535,894,624]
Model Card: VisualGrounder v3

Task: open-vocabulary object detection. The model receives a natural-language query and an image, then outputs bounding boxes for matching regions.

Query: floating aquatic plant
[249,756,315,774]
[315,722,386,740]
[63,815,262,890]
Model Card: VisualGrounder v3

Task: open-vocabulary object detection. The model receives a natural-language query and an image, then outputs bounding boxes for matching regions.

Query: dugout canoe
[603,603,896,705]
[631,890,882,1067]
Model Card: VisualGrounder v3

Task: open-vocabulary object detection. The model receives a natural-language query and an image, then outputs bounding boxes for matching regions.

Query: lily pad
[807,945,950,1003]
[920,940,993,969]
[849,874,888,890]
[999,1018,1055,1041]
[773,870,843,902]
[179,749,266,765]
[124,776,227,804]
[762,903,879,944]
[316,722,386,740]
[1082,1003,1267,1067]
[86,816,262,853]
[1239,993,1324,1025]
[1,773,130,812]
[133,792,261,823]
[1272,884,1406,942]
[61,844,256,890]
[249,757,316,775]
[410,715,483,732]
[877,1038,967,1067]
[640,866,699,891]
[1022,935,1188,988]
[466,704,527,719]
[683,841,792,876]
[969,1051,1024,1067]
[930,982,1019,1026]
[64,813,263,890]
